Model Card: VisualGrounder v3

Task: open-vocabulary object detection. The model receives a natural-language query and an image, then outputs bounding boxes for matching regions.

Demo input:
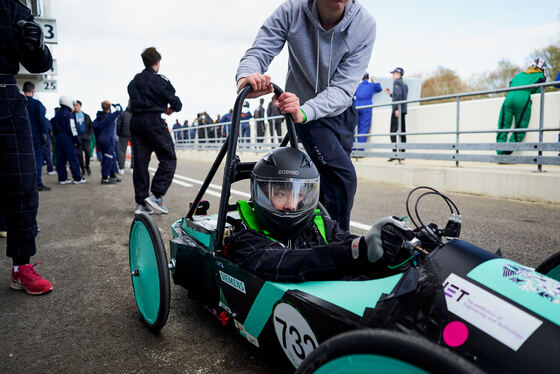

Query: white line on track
[149,167,371,231]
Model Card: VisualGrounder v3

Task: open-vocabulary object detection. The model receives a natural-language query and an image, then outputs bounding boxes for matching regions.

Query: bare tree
[420,67,469,104]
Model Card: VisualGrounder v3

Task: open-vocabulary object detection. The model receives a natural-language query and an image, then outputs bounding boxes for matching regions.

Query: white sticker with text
[443,273,542,351]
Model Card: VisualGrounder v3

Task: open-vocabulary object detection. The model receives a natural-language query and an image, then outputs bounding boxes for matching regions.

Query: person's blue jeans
[241,124,250,143]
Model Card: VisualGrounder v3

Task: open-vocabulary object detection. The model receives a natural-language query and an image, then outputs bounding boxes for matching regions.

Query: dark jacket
[267,101,283,123]
[0,0,52,75]
[227,212,366,282]
[254,105,265,123]
[93,110,121,144]
[127,67,182,115]
[26,96,49,145]
[52,107,81,144]
[116,107,132,138]
[391,77,408,114]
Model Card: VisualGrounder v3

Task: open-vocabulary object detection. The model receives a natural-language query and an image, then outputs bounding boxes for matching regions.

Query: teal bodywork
[468,258,560,326]
[244,275,403,339]
[313,354,429,374]
[129,220,161,325]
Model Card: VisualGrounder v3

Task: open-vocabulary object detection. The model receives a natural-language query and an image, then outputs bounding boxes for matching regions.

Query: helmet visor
[253,177,319,215]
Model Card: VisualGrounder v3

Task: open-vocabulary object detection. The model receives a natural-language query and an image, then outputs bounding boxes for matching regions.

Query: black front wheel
[295,329,482,374]
[129,213,171,330]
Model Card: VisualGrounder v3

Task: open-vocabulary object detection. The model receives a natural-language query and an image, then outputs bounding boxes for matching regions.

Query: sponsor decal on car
[273,302,319,368]
[219,271,246,294]
[468,259,560,326]
[233,320,259,347]
[443,273,542,351]
[502,263,560,304]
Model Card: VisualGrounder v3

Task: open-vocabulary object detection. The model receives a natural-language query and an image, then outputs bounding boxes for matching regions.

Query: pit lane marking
[150,167,371,231]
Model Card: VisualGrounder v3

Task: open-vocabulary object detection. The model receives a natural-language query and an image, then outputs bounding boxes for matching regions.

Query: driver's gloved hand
[362,217,415,264]
[17,20,44,52]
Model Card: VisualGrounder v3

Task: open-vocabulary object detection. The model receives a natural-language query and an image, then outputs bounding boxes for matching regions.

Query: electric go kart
[128,84,560,373]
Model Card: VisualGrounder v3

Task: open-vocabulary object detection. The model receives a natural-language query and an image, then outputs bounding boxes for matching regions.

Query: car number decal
[219,271,246,294]
[273,303,318,368]
[443,273,542,351]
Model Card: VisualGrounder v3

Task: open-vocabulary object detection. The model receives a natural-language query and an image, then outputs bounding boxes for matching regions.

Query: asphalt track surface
[1,156,559,374]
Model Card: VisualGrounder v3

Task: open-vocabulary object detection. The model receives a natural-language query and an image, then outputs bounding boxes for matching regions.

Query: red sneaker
[10,263,53,295]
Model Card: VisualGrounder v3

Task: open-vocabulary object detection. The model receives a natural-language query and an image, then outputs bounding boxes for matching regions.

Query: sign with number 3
[273,303,318,368]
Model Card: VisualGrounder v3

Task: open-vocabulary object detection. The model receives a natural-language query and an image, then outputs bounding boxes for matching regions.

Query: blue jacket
[555,69,560,89]
[26,96,49,145]
[52,107,81,145]
[236,0,376,122]
[93,110,121,144]
[353,79,382,107]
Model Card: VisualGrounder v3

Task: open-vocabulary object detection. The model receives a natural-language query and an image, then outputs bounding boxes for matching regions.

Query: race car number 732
[273,303,319,367]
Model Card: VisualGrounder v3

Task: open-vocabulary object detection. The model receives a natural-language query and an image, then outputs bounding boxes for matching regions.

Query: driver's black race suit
[226,201,369,282]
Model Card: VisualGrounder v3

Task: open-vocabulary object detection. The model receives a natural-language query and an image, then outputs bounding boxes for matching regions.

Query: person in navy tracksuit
[23,81,51,190]
[353,73,382,144]
[92,100,122,184]
[51,96,85,184]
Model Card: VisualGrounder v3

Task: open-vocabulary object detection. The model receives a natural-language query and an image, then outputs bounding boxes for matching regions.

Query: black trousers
[268,119,283,143]
[0,77,38,259]
[77,134,91,171]
[295,107,358,232]
[131,113,176,205]
[117,136,131,170]
[256,120,266,143]
[390,112,407,152]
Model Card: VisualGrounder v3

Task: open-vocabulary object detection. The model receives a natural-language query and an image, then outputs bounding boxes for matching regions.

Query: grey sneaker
[59,179,72,185]
[135,204,153,215]
[145,194,168,214]
[73,178,86,184]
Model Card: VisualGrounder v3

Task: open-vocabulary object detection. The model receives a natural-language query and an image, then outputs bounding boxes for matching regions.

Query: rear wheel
[295,329,482,374]
[536,251,560,281]
[129,213,171,330]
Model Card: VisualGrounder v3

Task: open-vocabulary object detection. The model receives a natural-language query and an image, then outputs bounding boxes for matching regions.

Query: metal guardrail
[172,81,560,171]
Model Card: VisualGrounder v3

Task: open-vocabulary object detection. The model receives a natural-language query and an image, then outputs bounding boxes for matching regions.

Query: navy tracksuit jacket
[93,110,121,178]
[51,107,82,182]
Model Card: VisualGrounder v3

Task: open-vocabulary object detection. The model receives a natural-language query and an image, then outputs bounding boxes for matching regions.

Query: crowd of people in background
[24,83,134,191]
[170,97,286,145]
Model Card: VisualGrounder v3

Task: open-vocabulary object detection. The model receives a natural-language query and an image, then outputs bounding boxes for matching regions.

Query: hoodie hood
[303,0,358,34]
[96,111,106,121]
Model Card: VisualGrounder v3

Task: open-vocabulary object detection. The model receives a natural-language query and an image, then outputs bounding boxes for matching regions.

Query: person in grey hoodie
[236,0,376,232]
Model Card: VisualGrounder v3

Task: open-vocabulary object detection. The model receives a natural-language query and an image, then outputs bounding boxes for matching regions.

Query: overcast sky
[35,0,560,124]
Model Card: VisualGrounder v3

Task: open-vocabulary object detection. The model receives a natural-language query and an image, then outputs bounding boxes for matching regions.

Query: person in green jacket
[497,58,547,155]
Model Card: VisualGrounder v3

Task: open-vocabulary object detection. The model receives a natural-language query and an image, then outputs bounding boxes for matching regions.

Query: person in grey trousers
[116,103,133,173]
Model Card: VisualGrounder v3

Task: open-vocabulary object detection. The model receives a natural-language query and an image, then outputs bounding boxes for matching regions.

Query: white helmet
[532,58,547,71]
[59,95,75,109]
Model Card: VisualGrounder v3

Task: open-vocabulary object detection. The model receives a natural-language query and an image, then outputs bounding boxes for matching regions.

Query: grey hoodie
[236,0,376,123]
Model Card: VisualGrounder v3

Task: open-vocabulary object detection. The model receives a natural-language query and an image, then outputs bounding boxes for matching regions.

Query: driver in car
[226,147,411,282]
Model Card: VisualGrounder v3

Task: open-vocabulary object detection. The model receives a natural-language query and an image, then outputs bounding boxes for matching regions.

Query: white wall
[367,91,560,151]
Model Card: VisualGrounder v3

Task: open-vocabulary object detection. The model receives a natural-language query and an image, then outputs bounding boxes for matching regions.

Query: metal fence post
[397,103,402,162]
[538,86,545,172]
[456,96,460,167]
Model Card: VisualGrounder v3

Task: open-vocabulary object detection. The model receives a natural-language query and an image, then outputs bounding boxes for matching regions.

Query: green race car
[129,85,560,373]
